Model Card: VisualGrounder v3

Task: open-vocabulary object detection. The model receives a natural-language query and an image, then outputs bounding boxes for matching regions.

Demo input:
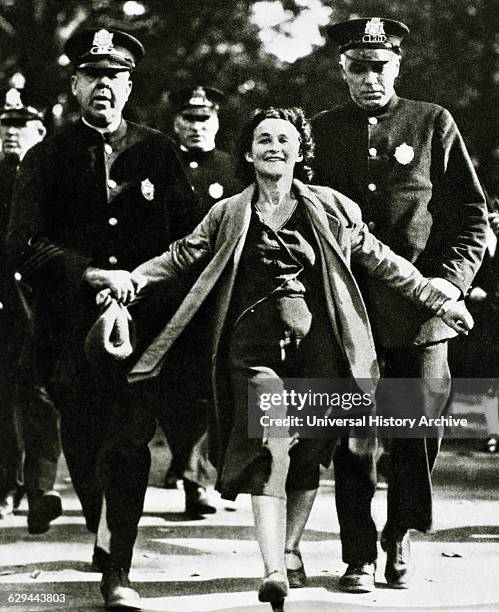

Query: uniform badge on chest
[208,182,224,199]
[394,142,414,165]
[141,178,155,201]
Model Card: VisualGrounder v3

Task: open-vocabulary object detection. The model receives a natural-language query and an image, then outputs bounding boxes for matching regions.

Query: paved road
[0,439,498,612]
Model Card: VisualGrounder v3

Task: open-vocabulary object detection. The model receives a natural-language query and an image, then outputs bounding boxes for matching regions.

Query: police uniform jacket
[312,95,487,347]
[179,147,242,216]
[126,180,450,470]
[0,158,30,378]
[6,119,199,385]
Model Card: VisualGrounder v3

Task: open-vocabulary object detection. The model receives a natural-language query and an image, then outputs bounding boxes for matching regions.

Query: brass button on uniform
[14,272,22,281]
[108,255,118,265]
[104,143,113,155]
[108,217,118,226]
[107,179,117,189]
[189,161,198,169]
[368,117,378,125]
[369,147,377,157]
[368,183,377,192]
[0,301,3,310]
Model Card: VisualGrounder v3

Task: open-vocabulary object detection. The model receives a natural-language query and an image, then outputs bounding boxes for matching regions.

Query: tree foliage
[0,0,496,192]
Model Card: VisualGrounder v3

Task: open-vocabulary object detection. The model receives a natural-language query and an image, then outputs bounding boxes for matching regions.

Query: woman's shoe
[258,570,288,610]
[285,548,307,588]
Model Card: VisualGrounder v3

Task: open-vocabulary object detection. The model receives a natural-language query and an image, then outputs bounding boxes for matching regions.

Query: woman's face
[245,118,303,180]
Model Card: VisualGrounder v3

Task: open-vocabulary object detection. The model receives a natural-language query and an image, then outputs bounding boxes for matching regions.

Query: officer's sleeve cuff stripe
[21,245,65,274]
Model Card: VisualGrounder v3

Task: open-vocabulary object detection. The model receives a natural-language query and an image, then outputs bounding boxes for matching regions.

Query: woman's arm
[130,204,221,295]
[349,222,473,334]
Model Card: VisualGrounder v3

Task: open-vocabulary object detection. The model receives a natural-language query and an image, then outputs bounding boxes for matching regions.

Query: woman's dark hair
[236,107,315,185]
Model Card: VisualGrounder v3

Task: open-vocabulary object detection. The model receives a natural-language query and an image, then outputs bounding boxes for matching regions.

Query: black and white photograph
[0,1,497,611]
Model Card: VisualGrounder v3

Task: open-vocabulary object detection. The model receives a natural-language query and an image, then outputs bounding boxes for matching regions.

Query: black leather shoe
[184,480,216,516]
[258,570,288,611]
[27,491,62,534]
[381,531,411,588]
[100,567,141,610]
[92,546,111,573]
[285,548,307,588]
[338,563,376,593]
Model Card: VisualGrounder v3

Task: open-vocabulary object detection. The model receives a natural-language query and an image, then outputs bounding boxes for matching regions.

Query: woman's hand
[83,267,136,304]
[440,301,474,334]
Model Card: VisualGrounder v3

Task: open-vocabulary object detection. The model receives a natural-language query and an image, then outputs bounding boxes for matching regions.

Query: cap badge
[362,18,387,44]
[5,88,23,109]
[208,182,224,199]
[91,29,114,55]
[141,178,155,201]
[394,142,414,165]
[189,87,209,107]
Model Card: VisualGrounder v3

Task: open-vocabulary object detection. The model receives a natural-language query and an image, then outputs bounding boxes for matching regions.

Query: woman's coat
[128,180,447,468]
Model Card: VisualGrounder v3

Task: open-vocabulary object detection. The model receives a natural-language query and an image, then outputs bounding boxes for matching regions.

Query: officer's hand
[428,277,461,301]
[103,270,137,303]
[441,301,474,335]
[131,272,147,294]
[83,267,136,304]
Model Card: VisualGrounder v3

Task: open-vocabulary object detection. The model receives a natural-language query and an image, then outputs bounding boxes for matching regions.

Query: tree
[0,1,495,191]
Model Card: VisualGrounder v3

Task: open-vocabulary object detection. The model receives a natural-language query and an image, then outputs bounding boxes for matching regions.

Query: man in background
[0,88,62,534]
[169,86,241,214]
[156,86,241,514]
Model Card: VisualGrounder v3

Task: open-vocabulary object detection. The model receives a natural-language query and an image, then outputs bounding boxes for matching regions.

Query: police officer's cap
[0,88,47,123]
[169,86,225,117]
[64,28,145,71]
[328,17,409,62]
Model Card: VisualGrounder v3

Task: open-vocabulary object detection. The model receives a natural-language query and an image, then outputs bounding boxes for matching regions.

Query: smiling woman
[118,107,473,610]
[237,107,314,186]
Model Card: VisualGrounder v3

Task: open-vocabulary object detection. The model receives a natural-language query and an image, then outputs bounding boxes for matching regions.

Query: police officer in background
[0,88,62,533]
[169,86,241,214]
[7,29,198,609]
[312,17,487,593]
[155,86,241,512]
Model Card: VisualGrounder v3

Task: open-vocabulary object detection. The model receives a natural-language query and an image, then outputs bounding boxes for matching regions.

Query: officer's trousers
[155,317,213,488]
[333,341,449,564]
[23,383,61,505]
[0,354,60,505]
[157,395,211,488]
[53,375,157,570]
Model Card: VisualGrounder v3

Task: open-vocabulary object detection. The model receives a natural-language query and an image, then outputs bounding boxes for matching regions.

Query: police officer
[169,86,241,214]
[0,88,62,533]
[156,86,241,513]
[7,29,198,609]
[312,18,487,592]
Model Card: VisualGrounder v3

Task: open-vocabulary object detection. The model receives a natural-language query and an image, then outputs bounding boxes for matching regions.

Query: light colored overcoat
[128,180,446,467]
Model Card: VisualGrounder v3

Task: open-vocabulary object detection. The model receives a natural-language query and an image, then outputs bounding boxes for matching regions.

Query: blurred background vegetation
[0,0,497,194]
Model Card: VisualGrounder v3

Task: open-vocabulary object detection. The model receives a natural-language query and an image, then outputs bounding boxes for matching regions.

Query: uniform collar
[1,154,20,169]
[80,116,128,144]
[349,93,400,118]
[179,145,215,162]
